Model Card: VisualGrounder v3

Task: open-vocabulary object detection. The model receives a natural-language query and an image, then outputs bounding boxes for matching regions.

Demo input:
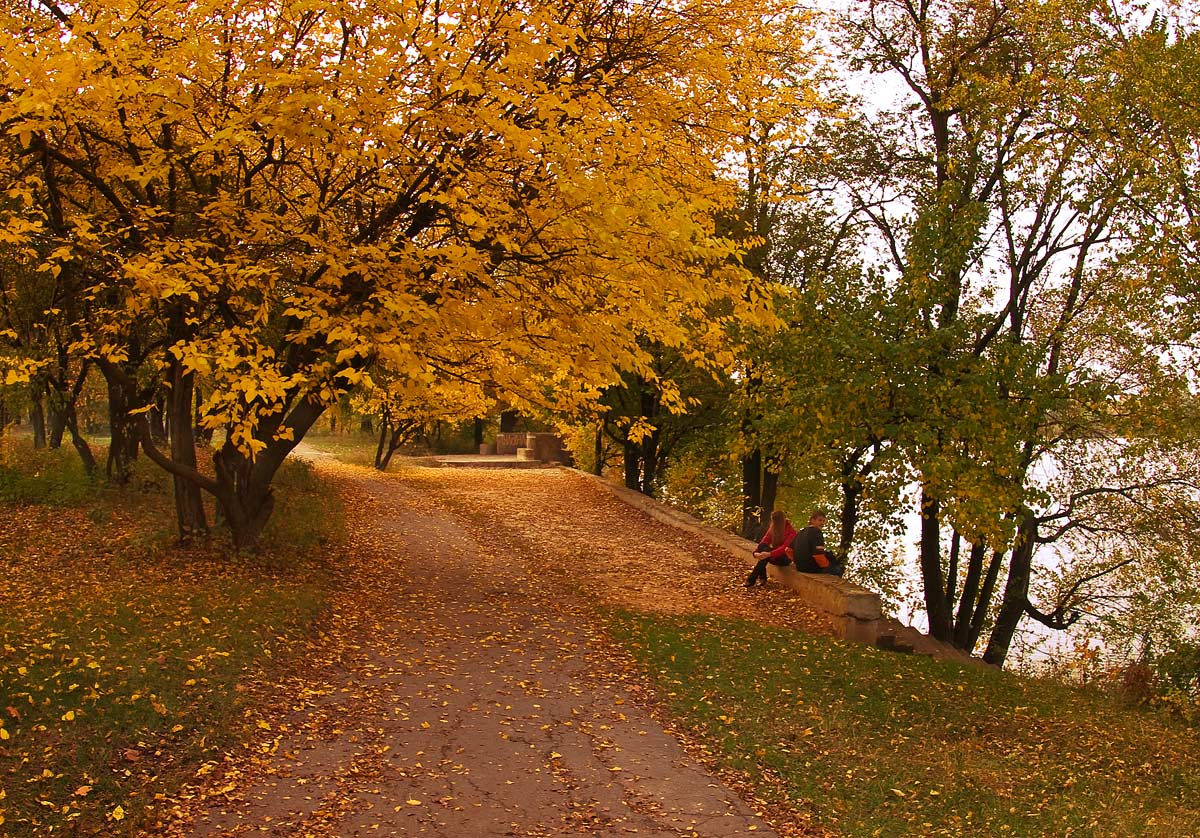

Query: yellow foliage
[0,0,816,458]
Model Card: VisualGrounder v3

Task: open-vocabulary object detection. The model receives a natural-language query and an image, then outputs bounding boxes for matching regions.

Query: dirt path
[159,459,829,837]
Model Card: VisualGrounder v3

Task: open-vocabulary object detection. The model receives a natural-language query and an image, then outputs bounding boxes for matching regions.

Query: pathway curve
[158,458,829,837]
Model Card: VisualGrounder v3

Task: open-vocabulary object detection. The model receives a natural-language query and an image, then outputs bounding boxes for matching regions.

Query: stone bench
[571,469,886,646]
[494,432,569,464]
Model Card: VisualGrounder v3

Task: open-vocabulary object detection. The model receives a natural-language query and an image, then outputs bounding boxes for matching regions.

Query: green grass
[606,610,1200,838]
[0,438,105,506]
[0,441,343,836]
[302,430,380,467]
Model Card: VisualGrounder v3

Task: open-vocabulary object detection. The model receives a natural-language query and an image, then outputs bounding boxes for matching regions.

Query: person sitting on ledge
[744,509,796,587]
[791,509,843,576]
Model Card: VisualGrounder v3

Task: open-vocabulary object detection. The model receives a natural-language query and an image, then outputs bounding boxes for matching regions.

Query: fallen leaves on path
[398,465,833,637]
[155,460,826,837]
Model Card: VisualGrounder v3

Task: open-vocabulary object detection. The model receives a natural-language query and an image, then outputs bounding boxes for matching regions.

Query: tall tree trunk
[103,370,141,484]
[47,400,66,448]
[168,360,208,540]
[30,395,46,449]
[48,360,95,473]
[592,426,604,476]
[919,490,954,642]
[741,448,763,539]
[148,400,168,443]
[983,510,1037,667]
[760,467,779,531]
[63,402,96,475]
[194,384,214,442]
[639,431,659,497]
[211,397,326,549]
[623,439,640,492]
[375,409,390,469]
[966,548,1005,650]
[952,540,988,649]
[499,409,518,433]
[838,464,864,561]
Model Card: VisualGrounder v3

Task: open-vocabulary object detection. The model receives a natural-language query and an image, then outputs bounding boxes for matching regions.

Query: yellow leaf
[406,799,422,806]
[62,710,75,721]
[111,806,125,821]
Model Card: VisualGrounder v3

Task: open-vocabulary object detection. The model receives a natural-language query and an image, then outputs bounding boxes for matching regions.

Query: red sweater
[757,521,797,561]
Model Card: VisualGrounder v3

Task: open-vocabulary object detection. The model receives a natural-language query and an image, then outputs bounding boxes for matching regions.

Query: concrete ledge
[568,468,887,645]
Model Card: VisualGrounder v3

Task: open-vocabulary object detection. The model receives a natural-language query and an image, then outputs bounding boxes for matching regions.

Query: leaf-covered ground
[158,457,815,836]
[0,451,331,836]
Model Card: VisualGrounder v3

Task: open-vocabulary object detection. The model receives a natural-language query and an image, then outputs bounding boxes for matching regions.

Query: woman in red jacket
[744,510,796,587]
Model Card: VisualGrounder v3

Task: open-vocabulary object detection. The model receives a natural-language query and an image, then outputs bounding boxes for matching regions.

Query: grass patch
[301,431,380,468]
[0,436,105,506]
[606,610,1200,837]
[0,441,343,836]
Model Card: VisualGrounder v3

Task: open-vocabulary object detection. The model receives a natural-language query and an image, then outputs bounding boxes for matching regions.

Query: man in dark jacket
[790,510,842,575]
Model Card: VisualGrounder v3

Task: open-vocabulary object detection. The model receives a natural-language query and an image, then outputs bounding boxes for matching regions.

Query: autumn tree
[825,0,1200,664]
[1,0,788,546]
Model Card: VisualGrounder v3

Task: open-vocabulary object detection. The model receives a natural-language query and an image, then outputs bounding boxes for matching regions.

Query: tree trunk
[211,397,326,549]
[47,401,66,448]
[168,360,208,540]
[500,409,518,433]
[919,490,954,642]
[593,426,604,475]
[639,431,659,497]
[623,439,640,492]
[952,540,988,649]
[194,384,214,442]
[63,403,97,475]
[838,469,863,561]
[101,365,143,484]
[375,411,390,469]
[148,400,168,443]
[30,396,46,449]
[760,467,779,532]
[741,448,763,539]
[983,510,1037,667]
[48,360,95,473]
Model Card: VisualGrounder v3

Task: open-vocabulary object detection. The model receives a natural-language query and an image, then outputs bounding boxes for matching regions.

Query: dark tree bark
[740,449,781,541]
[919,491,955,643]
[741,447,763,539]
[623,439,640,491]
[167,357,207,540]
[148,401,168,443]
[30,395,46,449]
[499,409,518,433]
[984,510,1038,666]
[952,540,988,648]
[48,402,66,448]
[47,359,96,474]
[593,426,604,475]
[374,407,420,471]
[103,367,142,484]
[194,384,214,442]
[211,397,326,548]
